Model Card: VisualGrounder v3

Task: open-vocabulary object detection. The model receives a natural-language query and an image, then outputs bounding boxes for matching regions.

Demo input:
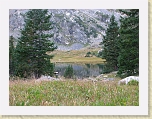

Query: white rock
[47,76,51,79]
[92,79,97,83]
[96,74,103,79]
[118,76,139,85]
[103,75,108,78]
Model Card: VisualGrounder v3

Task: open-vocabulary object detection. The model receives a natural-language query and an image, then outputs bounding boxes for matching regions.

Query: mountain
[9,9,122,51]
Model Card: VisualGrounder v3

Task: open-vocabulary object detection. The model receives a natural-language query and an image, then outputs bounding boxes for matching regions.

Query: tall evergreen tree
[101,15,119,72]
[9,36,15,76]
[117,9,139,76]
[15,9,57,79]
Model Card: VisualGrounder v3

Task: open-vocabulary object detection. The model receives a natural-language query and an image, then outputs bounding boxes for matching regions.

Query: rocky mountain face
[9,9,122,51]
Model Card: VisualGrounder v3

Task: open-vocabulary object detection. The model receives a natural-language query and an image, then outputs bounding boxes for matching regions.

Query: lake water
[54,63,105,79]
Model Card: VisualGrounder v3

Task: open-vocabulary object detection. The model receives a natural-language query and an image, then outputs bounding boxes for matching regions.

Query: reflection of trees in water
[89,64,99,77]
[55,63,105,79]
[101,64,116,74]
[85,64,90,69]
[97,64,105,74]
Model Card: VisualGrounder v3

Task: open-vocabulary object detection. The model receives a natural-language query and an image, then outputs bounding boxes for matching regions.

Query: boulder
[107,78,114,81]
[118,76,139,85]
[37,75,60,81]
[96,74,103,80]
[103,75,108,78]
[96,74,115,81]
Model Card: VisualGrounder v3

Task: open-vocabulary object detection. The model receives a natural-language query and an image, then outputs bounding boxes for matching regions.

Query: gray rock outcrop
[9,9,123,51]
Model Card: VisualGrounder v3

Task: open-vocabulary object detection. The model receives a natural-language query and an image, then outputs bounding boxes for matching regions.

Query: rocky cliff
[9,9,122,51]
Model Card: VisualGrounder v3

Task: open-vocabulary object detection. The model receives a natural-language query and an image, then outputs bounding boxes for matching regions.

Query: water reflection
[54,63,105,79]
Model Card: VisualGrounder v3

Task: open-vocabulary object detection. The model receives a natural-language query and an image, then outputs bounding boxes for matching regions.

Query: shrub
[128,80,139,86]
[64,65,74,78]
[97,51,102,57]
[85,51,92,57]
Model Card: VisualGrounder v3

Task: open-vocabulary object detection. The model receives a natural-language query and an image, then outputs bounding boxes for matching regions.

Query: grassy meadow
[48,47,105,64]
[9,79,139,106]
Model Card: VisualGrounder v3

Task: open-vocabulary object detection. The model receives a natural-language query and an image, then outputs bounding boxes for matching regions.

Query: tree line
[100,9,139,77]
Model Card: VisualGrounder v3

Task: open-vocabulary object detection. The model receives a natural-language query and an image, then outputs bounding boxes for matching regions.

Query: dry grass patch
[48,48,105,63]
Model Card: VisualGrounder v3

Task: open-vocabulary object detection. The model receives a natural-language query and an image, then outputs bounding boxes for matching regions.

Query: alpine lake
[54,63,105,79]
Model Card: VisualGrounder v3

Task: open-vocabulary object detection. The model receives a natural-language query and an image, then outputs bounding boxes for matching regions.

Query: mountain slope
[9,9,122,51]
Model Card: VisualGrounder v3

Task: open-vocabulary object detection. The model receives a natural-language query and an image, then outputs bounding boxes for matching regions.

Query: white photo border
[0,0,148,115]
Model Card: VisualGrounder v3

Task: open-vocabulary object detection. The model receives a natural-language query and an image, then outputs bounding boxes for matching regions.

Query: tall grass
[9,80,139,106]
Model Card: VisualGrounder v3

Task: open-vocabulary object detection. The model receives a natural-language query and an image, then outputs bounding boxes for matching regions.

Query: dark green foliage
[117,9,139,76]
[64,65,74,78]
[97,51,102,57]
[100,10,139,76]
[101,15,119,72]
[85,51,92,57]
[102,63,115,74]
[9,36,16,76]
[14,9,57,79]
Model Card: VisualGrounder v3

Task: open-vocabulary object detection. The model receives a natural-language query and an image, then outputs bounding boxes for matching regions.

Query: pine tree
[117,9,139,76]
[9,36,15,76]
[101,15,119,72]
[64,65,74,78]
[15,9,57,79]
